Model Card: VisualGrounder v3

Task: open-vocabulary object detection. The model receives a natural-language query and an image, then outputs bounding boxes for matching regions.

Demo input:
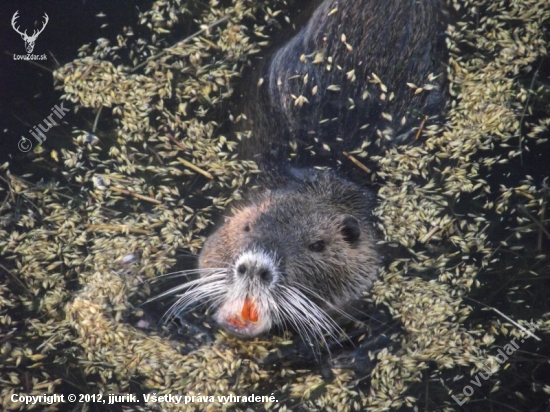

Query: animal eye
[308,240,325,252]
[244,224,250,232]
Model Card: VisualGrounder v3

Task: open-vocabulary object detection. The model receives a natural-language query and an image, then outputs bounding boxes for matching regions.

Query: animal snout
[234,249,279,286]
[237,261,273,283]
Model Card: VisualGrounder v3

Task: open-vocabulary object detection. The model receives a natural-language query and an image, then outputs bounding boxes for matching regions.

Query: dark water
[1,1,549,411]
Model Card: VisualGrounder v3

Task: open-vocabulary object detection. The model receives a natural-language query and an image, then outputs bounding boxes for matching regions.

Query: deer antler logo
[11,11,49,54]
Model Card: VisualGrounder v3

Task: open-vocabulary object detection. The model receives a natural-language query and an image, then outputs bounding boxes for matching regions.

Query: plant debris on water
[1,0,549,411]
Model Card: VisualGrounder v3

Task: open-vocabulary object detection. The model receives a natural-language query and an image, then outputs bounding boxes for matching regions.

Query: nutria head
[170,170,379,345]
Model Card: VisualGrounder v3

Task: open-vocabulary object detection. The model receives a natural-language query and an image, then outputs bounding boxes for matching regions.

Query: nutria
[164,0,446,343]
[197,170,378,342]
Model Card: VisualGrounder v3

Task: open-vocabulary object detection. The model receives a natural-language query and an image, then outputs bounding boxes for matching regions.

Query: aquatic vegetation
[0,0,549,411]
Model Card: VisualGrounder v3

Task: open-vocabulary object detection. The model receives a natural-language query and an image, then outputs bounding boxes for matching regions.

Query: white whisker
[293,282,362,326]
[146,271,226,302]
[144,267,226,284]
[275,285,346,356]
[162,280,227,323]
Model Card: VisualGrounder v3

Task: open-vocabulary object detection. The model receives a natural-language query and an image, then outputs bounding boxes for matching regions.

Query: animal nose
[236,261,273,284]
[234,249,277,285]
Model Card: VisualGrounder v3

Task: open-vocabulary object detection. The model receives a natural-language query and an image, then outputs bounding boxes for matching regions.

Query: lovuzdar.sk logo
[11,10,48,60]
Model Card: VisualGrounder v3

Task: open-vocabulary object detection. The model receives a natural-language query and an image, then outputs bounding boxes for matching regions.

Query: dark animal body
[168,0,447,343]
[242,0,447,168]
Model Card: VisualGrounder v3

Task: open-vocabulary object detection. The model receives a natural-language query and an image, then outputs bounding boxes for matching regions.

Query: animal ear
[341,216,361,244]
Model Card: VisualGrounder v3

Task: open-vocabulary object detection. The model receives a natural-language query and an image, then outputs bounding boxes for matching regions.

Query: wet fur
[242,0,447,166]
[165,0,446,345]
[198,170,379,343]
[201,170,379,297]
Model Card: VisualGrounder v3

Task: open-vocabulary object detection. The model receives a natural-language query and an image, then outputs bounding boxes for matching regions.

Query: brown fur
[242,0,447,166]
[200,171,379,299]
[199,171,379,337]
[189,0,446,339]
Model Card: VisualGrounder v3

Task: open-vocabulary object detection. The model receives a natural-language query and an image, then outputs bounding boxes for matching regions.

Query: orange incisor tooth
[242,297,259,322]
[227,316,245,327]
